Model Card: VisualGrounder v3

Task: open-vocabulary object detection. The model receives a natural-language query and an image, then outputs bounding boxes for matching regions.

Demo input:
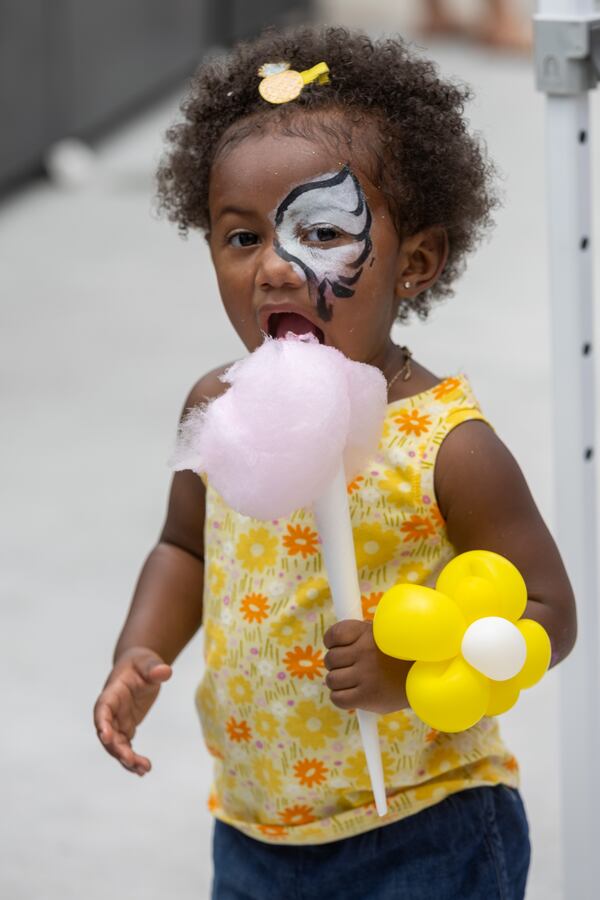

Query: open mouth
[268,312,325,344]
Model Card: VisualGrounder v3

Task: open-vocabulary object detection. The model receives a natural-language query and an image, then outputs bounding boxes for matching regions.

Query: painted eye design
[229,231,259,248]
[303,225,342,243]
[273,165,372,322]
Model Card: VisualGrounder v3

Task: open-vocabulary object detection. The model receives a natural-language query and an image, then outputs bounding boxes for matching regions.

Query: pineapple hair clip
[258,61,330,105]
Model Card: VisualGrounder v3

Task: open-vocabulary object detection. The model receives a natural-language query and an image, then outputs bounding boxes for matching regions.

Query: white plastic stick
[313,461,388,816]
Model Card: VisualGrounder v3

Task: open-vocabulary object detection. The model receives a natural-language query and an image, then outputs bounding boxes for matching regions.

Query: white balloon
[461,616,527,681]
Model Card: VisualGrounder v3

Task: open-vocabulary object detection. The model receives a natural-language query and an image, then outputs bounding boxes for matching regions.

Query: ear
[395,226,449,298]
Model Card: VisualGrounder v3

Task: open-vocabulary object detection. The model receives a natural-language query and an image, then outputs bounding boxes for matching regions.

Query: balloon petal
[513,619,552,689]
[435,550,527,622]
[450,575,498,624]
[406,657,490,732]
[373,584,466,662]
[486,679,521,716]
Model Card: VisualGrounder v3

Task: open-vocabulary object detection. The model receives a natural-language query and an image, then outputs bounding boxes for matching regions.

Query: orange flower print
[504,756,519,773]
[240,592,270,624]
[225,716,252,743]
[400,514,436,542]
[279,804,316,826]
[425,729,440,743]
[393,408,432,437]
[283,645,325,680]
[430,504,445,528]
[293,758,329,788]
[282,524,319,559]
[432,377,462,403]
[257,824,287,839]
[361,592,383,621]
[207,792,219,813]
[347,475,365,494]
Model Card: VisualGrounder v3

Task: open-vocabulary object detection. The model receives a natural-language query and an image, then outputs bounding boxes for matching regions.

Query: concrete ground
[2,3,599,898]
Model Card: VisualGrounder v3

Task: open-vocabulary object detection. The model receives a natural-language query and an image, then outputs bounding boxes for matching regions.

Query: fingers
[325,665,358,692]
[328,687,359,710]
[94,684,153,777]
[95,711,151,776]
[324,644,357,671]
[323,619,365,649]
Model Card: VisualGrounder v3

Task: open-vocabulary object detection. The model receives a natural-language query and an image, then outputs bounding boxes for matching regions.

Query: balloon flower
[172,333,390,815]
[373,550,551,733]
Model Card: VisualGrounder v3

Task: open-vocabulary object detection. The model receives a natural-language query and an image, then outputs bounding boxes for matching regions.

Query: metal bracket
[534,14,600,94]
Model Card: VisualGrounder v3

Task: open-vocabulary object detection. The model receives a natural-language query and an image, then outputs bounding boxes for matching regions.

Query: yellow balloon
[448,575,499,624]
[512,619,551,689]
[406,657,490,732]
[435,550,527,622]
[373,584,466,662]
[486,679,521,716]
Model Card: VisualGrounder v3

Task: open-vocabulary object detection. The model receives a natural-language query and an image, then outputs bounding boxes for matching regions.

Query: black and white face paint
[273,165,372,322]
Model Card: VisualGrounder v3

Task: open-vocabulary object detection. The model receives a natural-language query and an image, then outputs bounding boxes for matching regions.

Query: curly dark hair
[157,26,499,319]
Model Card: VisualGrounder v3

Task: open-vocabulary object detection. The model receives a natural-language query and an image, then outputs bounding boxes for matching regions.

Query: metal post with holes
[534,2,600,897]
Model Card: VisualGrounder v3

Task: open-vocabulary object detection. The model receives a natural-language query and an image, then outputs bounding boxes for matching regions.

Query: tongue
[276,313,319,340]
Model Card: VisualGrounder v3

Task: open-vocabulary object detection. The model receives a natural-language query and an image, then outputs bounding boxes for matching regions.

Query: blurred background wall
[0,0,313,192]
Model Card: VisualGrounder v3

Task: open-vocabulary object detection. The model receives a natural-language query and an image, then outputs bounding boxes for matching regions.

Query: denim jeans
[211,786,530,900]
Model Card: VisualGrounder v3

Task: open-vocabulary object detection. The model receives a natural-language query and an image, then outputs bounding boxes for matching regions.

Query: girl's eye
[304,225,342,243]
[229,231,259,248]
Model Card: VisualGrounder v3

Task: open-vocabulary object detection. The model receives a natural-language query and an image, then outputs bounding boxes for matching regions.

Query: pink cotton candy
[171,335,387,519]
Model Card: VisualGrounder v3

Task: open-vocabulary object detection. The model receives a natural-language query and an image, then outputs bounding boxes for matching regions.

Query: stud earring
[404,281,412,289]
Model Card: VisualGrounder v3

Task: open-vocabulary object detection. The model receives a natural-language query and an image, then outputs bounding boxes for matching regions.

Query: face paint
[273,165,372,321]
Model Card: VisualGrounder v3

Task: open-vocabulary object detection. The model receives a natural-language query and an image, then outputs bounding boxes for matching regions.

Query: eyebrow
[214,205,257,222]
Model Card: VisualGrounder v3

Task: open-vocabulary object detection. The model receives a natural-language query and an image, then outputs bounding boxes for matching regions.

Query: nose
[256,241,306,291]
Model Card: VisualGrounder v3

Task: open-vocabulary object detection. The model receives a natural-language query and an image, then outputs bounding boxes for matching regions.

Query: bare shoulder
[182,361,237,413]
[434,419,525,524]
[160,362,236,558]
[432,419,557,573]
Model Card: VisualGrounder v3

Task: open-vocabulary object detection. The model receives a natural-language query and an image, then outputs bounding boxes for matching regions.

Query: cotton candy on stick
[172,333,389,815]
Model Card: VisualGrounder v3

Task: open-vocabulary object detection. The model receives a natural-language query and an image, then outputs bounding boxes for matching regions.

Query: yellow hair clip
[258,61,330,105]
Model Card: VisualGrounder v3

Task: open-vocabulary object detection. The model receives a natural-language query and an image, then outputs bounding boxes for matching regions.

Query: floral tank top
[197,374,519,845]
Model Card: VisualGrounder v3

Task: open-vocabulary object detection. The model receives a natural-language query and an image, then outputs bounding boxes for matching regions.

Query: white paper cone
[313,462,388,817]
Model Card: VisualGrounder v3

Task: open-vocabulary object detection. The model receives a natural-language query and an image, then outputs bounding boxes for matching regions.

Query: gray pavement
[2,9,600,899]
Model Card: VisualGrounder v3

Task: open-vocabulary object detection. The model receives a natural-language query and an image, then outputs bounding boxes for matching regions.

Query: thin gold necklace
[386,346,412,391]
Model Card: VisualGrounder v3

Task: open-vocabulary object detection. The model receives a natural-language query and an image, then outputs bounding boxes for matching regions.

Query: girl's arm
[113,468,206,667]
[323,417,577,714]
[94,367,230,774]
[434,419,577,666]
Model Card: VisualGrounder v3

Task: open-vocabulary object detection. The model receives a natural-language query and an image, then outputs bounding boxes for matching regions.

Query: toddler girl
[94,26,576,900]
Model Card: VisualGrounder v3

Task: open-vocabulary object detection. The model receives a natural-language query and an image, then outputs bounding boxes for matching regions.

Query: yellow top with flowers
[197,374,519,845]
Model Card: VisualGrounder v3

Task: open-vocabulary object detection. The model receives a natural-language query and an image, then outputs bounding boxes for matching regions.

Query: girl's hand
[93,648,172,776]
[323,620,412,715]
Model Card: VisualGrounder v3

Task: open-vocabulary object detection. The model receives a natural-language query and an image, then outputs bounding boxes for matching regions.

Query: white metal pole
[535,2,599,898]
